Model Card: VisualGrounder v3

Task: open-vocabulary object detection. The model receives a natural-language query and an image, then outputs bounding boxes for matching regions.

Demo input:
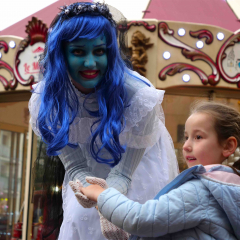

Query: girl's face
[183,113,226,168]
[63,35,108,93]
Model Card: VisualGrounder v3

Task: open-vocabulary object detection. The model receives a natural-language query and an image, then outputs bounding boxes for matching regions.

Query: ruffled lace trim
[68,86,165,149]
[123,87,164,132]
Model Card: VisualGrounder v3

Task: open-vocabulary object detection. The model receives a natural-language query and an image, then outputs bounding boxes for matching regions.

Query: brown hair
[190,101,240,173]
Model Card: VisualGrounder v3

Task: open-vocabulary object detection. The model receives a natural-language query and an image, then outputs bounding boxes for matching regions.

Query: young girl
[77,101,240,239]
[28,2,178,240]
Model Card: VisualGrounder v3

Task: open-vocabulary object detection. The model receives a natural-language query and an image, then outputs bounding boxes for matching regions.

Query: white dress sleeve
[58,145,95,187]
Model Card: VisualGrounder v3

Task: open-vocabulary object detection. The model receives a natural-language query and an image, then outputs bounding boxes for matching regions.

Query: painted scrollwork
[0,41,9,53]
[0,61,17,90]
[190,30,213,44]
[126,21,156,32]
[158,22,220,85]
[159,63,208,85]
[0,40,17,90]
[129,31,153,76]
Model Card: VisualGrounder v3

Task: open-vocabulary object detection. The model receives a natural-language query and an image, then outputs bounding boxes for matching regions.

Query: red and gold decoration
[14,17,48,88]
[0,17,47,90]
[189,30,213,44]
[126,21,156,32]
[0,41,16,90]
[157,22,240,88]
[158,22,220,86]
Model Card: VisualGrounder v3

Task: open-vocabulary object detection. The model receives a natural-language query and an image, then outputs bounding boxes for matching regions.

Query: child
[73,101,240,239]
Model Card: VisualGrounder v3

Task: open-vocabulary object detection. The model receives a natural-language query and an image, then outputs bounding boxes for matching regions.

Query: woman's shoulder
[123,69,165,108]
[123,69,164,102]
[124,69,152,96]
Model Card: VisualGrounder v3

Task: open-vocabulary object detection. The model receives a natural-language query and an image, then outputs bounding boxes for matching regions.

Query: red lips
[79,70,100,79]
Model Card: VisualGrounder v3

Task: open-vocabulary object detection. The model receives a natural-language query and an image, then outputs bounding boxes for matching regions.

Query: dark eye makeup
[70,47,106,57]
[93,48,106,56]
[71,49,84,56]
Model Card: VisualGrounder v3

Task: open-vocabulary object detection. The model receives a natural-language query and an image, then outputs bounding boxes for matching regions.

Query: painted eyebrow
[69,44,85,47]
[93,44,106,47]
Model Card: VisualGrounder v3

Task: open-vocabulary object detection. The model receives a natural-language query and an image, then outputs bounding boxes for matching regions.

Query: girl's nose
[183,141,192,152]
[84,54,96,68]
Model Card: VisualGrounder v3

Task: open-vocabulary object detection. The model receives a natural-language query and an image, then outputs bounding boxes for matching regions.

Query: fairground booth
[0,0,239,239]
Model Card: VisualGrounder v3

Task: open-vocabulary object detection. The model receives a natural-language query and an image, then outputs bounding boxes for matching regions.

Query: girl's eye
[72,49,84,55]
[196,135,202,140]
[94,48,105,56]
[184,136,188,141]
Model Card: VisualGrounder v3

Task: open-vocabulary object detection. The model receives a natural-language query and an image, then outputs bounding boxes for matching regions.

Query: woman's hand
[81,184,105,202]
[69,180,97,208]
[69,177,107,208]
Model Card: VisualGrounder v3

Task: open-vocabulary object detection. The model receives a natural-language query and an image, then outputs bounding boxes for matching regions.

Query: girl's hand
[69,177,107,208]
[81,176,108,201]
[69,179,97,208]
[81,184,105,202]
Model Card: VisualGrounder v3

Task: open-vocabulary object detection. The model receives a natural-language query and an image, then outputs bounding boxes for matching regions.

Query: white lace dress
[29,69,179,240]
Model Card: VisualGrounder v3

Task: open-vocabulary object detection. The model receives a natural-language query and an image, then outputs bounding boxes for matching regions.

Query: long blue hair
[38,9,131,167]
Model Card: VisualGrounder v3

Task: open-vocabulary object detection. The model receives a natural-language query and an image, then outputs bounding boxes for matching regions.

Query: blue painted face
[63,36,108,93]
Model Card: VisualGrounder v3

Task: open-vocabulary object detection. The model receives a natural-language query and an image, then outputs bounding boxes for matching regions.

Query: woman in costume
[29,2,179,240]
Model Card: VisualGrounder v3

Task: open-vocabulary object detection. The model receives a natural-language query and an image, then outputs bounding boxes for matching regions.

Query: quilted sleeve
[97,180,207,238]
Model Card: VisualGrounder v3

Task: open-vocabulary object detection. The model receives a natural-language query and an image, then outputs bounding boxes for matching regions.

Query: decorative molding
[189,30,214,44]
[0,40,16,90]
[0,61,16,90]
[158,22,220,85]
[119,21,156,32]
[216,30,240,88]
[14,38,34,87]
[25,17,48,45]
[159,63,208,85]
[0,41,9,53]
[13,17,47,88]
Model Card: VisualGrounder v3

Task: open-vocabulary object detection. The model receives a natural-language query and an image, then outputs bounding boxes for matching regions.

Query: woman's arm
[59,145,95,187]
[106,107,156,194]
[106,147,145,194]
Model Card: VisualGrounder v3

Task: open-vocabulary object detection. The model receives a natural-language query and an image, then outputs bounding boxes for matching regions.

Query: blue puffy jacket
[97,165,240,240]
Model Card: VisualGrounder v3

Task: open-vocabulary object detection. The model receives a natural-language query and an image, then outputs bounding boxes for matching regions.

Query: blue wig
[38,5,132,167]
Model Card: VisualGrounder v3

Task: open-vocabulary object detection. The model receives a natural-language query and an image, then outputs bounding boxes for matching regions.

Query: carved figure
[129,31,153,76]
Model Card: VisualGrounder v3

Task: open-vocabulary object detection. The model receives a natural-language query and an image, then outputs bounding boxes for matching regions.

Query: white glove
[85,176,108,189]
[69,177,130,240]
[85,177,130,240]
[98,211,130,240]
[69,179,97,208]
[69,177,108,208]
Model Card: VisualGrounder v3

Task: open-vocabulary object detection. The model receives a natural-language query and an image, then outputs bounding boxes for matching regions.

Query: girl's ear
[222,136,238,158]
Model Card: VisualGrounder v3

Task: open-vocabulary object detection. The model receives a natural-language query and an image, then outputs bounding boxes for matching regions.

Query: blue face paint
[64,36,108,93]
